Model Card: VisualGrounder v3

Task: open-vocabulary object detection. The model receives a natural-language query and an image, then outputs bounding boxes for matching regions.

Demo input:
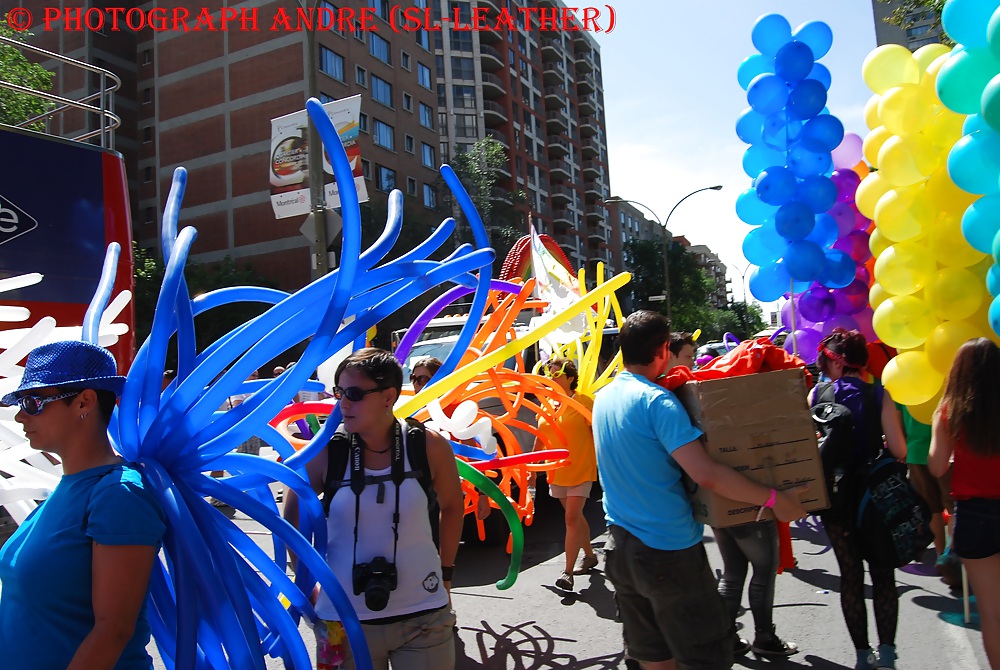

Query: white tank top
[315,421,448,622]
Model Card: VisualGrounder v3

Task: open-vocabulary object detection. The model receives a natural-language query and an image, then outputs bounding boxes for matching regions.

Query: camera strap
[350,420,405,570]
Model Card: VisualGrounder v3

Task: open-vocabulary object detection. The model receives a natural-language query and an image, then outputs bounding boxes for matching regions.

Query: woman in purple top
[808,328,906,670]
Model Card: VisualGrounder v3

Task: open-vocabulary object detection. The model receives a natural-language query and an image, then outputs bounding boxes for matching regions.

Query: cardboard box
[674,368,829,528]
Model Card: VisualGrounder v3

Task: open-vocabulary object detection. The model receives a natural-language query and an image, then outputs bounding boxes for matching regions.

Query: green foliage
[0,18,55,129]
[878,0,951,43]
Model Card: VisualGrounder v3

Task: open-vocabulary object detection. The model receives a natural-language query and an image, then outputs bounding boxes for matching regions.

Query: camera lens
[364,577,393,611]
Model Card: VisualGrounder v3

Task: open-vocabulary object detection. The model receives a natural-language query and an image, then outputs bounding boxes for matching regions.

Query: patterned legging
[823,516,898,649]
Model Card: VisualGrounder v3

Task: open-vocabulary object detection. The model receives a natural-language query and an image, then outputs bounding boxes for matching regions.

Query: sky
[594,0,880,315]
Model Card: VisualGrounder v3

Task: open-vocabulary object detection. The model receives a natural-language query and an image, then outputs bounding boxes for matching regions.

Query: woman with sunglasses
[409,356,443,394]
[0,341,166,670]
[531,357,599,591]
[284,348,463,669]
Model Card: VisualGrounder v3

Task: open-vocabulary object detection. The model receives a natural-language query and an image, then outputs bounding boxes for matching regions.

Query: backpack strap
[814,381,836,406]
[404,417,440,548]
[857,381,885,464]
[322,427,351,517]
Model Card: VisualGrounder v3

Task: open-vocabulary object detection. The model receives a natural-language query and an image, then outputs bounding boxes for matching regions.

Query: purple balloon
[783,327,823,364]
[828,201,856,237]
[852,205,872,231]
[830,169,862,203]
[831,133,864,170]
[832,279,870,315]
[855,265,871,285]
[854,306,877,342]
[832,230,872,263]
[799,286,836,322]
[780,294,817,331]
[821,313,860,335]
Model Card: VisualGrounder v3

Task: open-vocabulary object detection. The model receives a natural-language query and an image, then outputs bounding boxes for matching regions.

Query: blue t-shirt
[0,463,166,670]
[593,371,704,551]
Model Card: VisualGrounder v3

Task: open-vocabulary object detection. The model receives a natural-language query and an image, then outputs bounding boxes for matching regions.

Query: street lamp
[724,259,753,304]
[605,185,723,325]
[300,0,330,278]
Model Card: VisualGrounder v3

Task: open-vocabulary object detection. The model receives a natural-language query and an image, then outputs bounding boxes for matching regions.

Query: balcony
[578,94,596,115]
[544,86,567,109]
[545,109,568,132]
[479,44,503,70]
[496,160,512,178]
[551,184,574,205]
[582,160,601,177]
[485,128,509,148]
[483,99,508,125]
[584,206,604,221]
[576,72,596,95]
[585,180,603,201]
[553,208,573,226]
[481,72,505,98]
[588,225,606,243]
[477,0,502,13]
[490,187,513,205]
[581,137,601,158]
[555,233,576,250]
[575,50,595,73]
[543,63,565,86]
[549,159,571,180]
[540,36,561,61]
[546,135,570,157]
[579,115,598,137]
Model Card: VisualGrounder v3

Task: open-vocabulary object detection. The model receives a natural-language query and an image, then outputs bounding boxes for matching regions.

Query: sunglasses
[542,361,569,379]
[331,385,386,402]
[410,374,431,387]
[16,391,80,416]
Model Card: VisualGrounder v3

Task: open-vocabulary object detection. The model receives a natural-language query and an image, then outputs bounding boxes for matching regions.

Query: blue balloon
[786,79,827,119]
[749,261,793,302]
[989,294,1000,338]
[818,249,856,289]
[743,224,789,265]
[793,21,834,59]
[752,13,793,56]
[964,113,991,135]
[774,41,815,84]
[736,187,779,224]
[736,107,766,144]
[738,54,775,90]
[747,73,790,115]
[762,110,803,151]
[743,143,787,178]
[948,130,1000,195]
[775,201,816,240]
[808,62,832,90]
[988,263,1000,297]
[942,0,995,49]
[787,144,832,178]
[993,226,1000,265]
[784,240,826,282]
[796,175,838,213]
[962,192,1000,253]
[755,166,798,205]
[800,114,845,153]
[805,212,838,248]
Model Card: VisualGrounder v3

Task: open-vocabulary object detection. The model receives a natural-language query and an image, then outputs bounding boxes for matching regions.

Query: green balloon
[455,459,524,590]
[983,73,1000,134]
[938,47,1000,114]
[989,5,1000,61]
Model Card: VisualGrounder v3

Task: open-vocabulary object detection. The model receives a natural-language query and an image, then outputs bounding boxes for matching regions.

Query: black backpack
[322,418,440,547]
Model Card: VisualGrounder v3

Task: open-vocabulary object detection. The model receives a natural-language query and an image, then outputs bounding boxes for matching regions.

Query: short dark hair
[61,388,117,426]
[620,310,670,366]
[817,328,868,376]
[669,332,695,356]
[335,347,403,395]
[547,356,579,391]
[410,356,443,376]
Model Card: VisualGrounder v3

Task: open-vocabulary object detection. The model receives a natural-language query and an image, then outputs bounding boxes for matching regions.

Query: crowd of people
[0,312,997,669]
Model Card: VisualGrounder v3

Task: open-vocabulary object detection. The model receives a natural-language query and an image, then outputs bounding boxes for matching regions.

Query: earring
[80,414,86,420]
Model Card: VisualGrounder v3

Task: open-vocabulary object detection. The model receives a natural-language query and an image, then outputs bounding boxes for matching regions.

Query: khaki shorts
[318,606,456,670]
[548,481,593,499]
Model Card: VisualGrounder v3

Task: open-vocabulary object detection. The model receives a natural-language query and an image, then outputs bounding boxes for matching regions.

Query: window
[449,1,471,22]
[402,92,413,112]
[369,0,391,19]
[143,127,152,143]
[142,49,151,65]
[406,177,417,196]
[401,51,411,70]
[440,141,450,161]
[450,31,472,52]
[359,113,369,133]
[144,207,155,224]
[142,88,151,104]
[405,134,415,153]
[419,102,434,129]
[373,119,394,150]
[417,63,432,89]
[351,22,365,41]
[454,113,477,138]
[143,166,153,183]
[421,143,435,168]
[423,184,438,209]
[320,47,345,82]
[437,83,446,107]
[371,75,392,107]
[452,85,475,109]
[320,92,335,103]
[451,56,475,80]
[438,111,448,129]
[376,165,396,192]
[361,159,371,179]
[369,34,391,64]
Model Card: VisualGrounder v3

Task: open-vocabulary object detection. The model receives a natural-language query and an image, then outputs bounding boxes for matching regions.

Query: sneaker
[574,554,599,575]
[875,643,896,669]
[554,571,574,591]
[733,635,751,656]
[856,648,877,670]
[751,625,798,657]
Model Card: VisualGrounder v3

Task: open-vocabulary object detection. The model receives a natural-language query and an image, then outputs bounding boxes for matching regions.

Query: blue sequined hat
[1,340,126,406]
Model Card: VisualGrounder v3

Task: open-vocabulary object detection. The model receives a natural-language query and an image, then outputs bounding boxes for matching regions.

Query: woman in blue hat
[0,340,166,670]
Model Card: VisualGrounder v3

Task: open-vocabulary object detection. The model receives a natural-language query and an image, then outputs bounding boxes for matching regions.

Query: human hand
[772,485,809,522]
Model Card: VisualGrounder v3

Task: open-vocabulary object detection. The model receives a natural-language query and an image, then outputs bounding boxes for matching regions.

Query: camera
[352,556,398,611]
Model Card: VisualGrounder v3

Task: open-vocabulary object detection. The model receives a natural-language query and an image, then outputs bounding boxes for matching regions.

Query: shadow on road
[456,619,625,669]
[735,653,853,669]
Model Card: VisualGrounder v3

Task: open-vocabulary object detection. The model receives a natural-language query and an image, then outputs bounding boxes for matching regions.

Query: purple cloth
[814,376,884,463]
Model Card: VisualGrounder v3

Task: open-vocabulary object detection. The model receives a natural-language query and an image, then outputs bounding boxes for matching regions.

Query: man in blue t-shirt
[593,311,807,670]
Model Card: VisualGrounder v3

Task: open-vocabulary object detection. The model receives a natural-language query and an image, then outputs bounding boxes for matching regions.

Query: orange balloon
[853,161,871,178]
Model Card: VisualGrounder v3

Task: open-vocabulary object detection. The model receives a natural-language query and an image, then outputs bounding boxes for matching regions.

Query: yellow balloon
[877,134,939,187]
[882,350,944,405]
[870,282,891,310]
[923,108,966,152]
[925,268,985,320]
[874,241,937,295]
[878,84,933,137]
[869,227,893,259]
[914,44,952,72]
[863,126,893,167]
[926,211,988,268]
[907,386,944,424]
[925,319,985,373]
[872,294,940,348]
[862,44,921,94]
[856,171,892,219]
[873,185,934,242]
[924,166,978,212]
[864,94,883,130]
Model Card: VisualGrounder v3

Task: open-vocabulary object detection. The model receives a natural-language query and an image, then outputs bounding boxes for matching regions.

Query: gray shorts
[605,525,732,669]
[321,606,456,670]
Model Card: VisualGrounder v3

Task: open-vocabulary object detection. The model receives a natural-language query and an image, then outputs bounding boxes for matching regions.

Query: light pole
[605,185,723,325]
[725,259,753,304]
[300,0,330,278]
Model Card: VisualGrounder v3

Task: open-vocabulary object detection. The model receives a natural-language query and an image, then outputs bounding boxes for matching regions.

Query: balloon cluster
[859,37,994,420]
[933,0,1000,336]
[736,14,871,363]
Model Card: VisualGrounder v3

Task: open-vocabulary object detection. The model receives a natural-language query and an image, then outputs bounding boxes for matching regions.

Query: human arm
[881,389,907,461]
[426,428,464,592]
[928,406,954,478]
[672,439,808,522]
[282,444,328,573]
[66,543,158,670]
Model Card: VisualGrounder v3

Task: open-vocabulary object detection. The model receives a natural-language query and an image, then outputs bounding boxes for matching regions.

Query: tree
[0,17,55,129]
[878,0,950,43]
[724,301,768,340]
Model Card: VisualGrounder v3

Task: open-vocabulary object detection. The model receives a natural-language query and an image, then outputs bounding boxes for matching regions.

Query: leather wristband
[441,565,455,582]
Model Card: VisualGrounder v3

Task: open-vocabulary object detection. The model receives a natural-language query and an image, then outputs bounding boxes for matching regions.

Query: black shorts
[605,525,732,669]
[954,497,1000,560]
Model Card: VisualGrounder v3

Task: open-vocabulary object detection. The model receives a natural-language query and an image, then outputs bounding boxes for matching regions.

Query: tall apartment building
[687,244,729,308]
[429,0,617,282]
[872,0,944,49]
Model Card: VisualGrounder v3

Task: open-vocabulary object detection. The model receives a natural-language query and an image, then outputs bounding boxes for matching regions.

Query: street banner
[269,95,367,219]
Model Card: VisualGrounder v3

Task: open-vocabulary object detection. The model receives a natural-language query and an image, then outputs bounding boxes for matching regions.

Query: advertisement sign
[269,95,368,219]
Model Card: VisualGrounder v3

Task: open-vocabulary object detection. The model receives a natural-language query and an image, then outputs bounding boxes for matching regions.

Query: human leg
[953,497,1000,669]
[823,516,873,664]
[712,525,752,655]
[563,494,596,572]
[387,607,457,670]
[331,621,390,670]
[963,555,1000,668]
[869,563,898,669]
